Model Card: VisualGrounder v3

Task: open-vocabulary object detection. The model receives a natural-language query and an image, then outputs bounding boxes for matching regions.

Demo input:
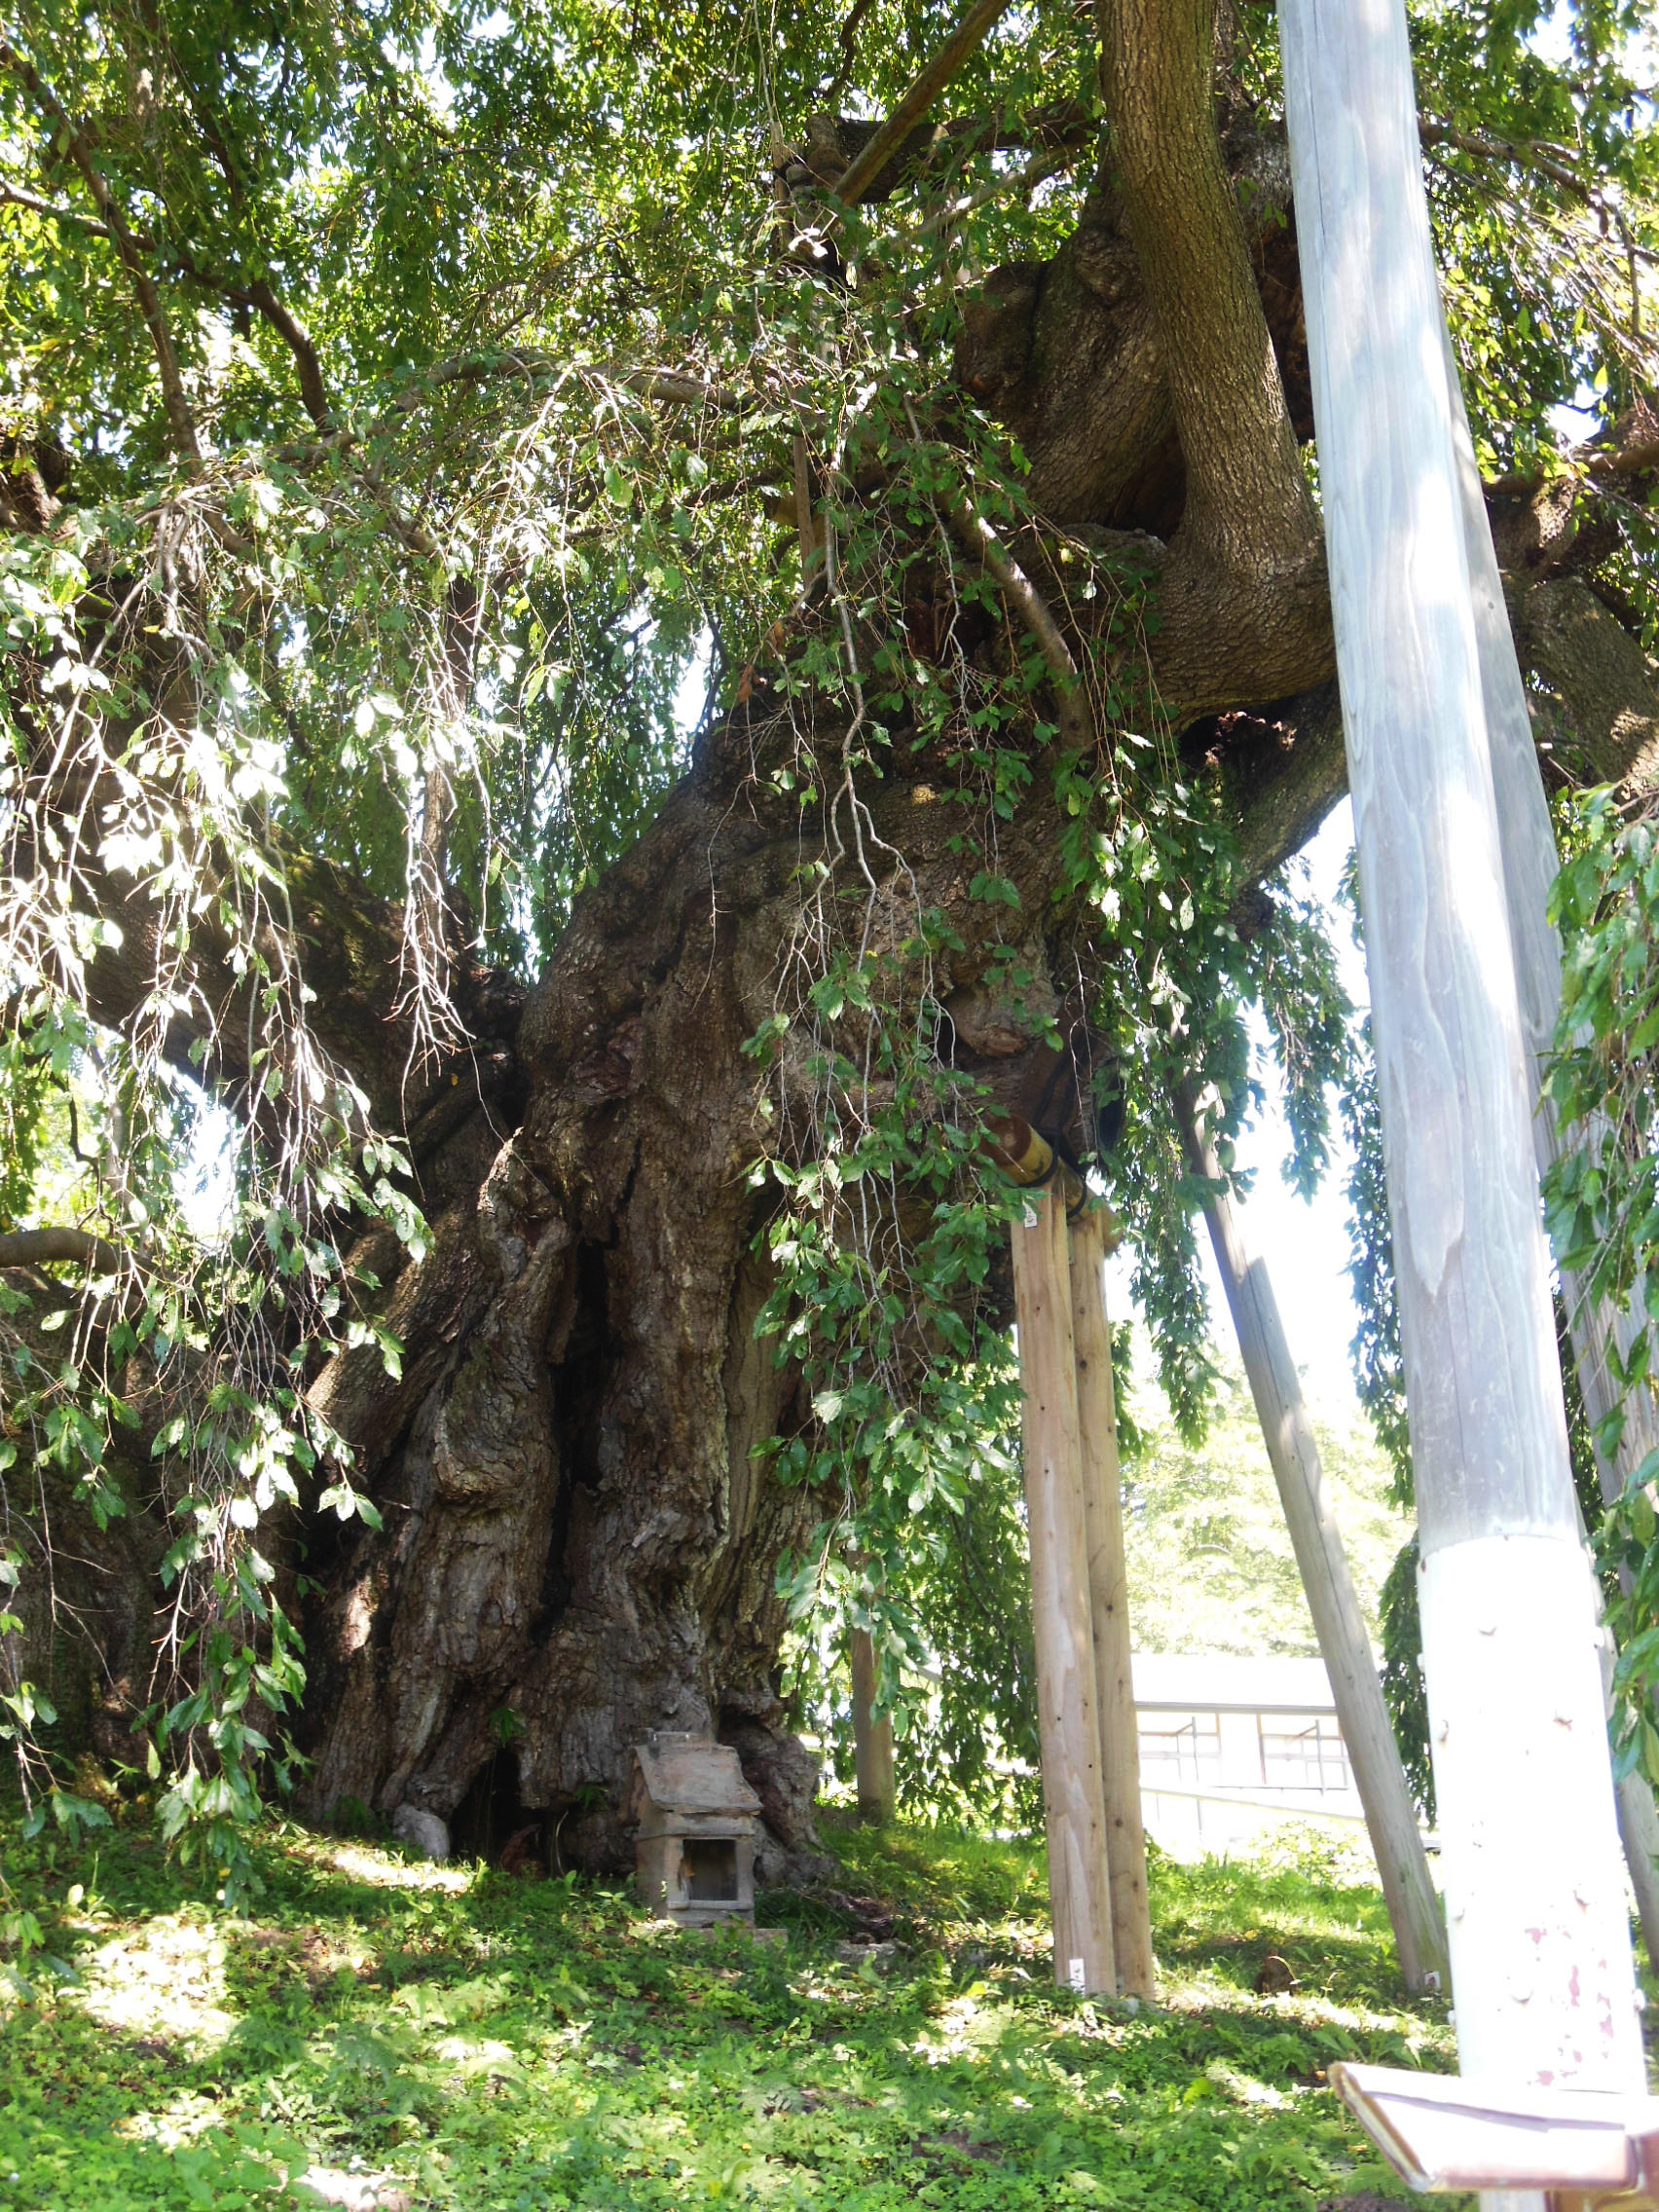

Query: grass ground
[0,1811,1455,2212]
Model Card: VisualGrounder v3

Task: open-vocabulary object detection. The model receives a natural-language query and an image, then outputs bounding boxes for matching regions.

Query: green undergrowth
[0,1810,1456,2211]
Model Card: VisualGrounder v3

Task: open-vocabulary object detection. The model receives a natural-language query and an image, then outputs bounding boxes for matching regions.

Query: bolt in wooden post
[1178,1088,1448,1994]
[1068,1204,1156,1998]
[1012,1185,1117,1997]
[849,1627,897,1826]
[1280,0,1643,2106]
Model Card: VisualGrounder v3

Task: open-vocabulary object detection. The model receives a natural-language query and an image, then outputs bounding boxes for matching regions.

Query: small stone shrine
[627,1731,761,1929]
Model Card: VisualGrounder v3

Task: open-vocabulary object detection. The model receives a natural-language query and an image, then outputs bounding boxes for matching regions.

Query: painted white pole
[1279,0,1644,2118]
[1438,317,1659,1979]
[1179,1090,1447,1994]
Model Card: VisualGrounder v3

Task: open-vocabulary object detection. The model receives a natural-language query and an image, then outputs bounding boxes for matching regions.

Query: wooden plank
[1178,1089,1447,1994]
[1067,1205,1156,1998]
[1011,1187,1117,1995]
[848,1627,897,1825]
[1329,2061,1658,2196]
[1438,313,1659,1980]
[1279,0,1643,2097]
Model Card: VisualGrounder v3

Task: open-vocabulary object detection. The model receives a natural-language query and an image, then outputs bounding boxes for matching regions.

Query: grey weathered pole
[1280,0,1644,2105]
[1068,1206,1156,1997]
[1011,1186,1118,1996]
[1178,1089,1447,1994]
[1438,319,1659,1979]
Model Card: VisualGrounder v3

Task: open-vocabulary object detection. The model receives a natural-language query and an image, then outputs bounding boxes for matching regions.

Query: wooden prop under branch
[1176,1083,1447,1995]
[848,1626,896,1827]
[1068,1205,1155,1998]
[982,1111,1129,1238]
[984,1111,1084,1209]
[1011,1185,1117,1995]
[830,0,1014,207]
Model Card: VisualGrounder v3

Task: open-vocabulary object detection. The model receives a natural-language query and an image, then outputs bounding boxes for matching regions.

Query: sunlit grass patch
[318,1844,476,1896]
[77,1911,239,2049]
[0,1806,1466,2211]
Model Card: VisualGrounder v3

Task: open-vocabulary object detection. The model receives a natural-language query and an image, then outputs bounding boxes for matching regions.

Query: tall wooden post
[1011,1186,1117,1996]
[1280,0,1644,2110]
[1067,1206,1156,1998]
[1438,319,1659,1978]
[848,1627,897,1825]
[1178,1090,1448,1993]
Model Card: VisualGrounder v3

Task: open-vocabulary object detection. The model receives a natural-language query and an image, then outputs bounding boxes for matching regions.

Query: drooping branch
[0,39,203,469]
[942,502,1091,749]
[227,277,330,427]
[823,0,876,107]
[0,176,109,233]
[0,158,330,427]
[1420,117,1603,214]
[47,813,525,1141]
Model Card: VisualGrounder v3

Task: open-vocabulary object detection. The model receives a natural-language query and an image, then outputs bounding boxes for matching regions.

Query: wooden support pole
[848,1627,897,1826]
[1280,0,1644,2102]
[1437,316,1659,1980]
[830,0,1013,207]
[1067,1206,1156,1999]
[1178,1089,1448,1994]
[1011,1185,1117,1996]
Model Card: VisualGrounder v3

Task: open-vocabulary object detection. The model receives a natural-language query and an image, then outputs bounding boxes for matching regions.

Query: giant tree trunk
[287,724,1150,1868]
[276,25,1338,1868]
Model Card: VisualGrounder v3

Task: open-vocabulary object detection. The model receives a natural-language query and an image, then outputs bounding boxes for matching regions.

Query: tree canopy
[1,0,1656,1886]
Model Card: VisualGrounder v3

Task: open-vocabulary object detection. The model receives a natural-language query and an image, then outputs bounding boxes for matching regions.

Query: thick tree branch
[1518,575,1659,798]
[226,277,330,427]
[1490,438,1659,499]
[1205,563,1659,921]
[0,1227,122,1272]
[1209,680,1347,903]
[0,175,109,233]
[1096,0,1318,584]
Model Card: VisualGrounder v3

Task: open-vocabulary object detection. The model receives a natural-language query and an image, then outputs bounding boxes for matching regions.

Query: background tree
[0,0,1653,1887]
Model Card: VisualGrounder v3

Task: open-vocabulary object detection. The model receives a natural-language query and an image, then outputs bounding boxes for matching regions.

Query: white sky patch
[673,623,716,737]
[177,1091,239,1241]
